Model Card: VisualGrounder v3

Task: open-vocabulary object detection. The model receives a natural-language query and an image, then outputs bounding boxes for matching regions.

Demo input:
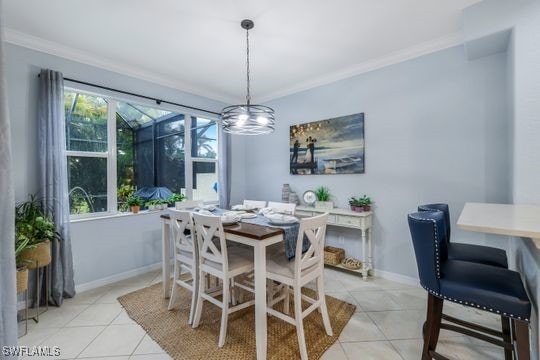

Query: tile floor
[19,268,504,360]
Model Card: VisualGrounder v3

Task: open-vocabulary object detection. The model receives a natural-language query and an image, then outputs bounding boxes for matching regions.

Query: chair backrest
[268,201,296,215]
[294,213,328,279]
[408,211,448,293]
[243,200,267,209]
[418,203,451,240]
[169,210,196,256]
[192,212,227,272]
[176,200,204,210]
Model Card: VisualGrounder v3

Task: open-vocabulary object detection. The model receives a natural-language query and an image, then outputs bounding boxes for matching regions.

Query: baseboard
[75,262,162,293]
[374,269,420,287]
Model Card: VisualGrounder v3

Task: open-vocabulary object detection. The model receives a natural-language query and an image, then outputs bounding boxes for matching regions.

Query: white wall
[242,45,511,280]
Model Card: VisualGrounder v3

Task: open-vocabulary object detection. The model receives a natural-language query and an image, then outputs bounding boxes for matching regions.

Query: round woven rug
[118,283,355,359]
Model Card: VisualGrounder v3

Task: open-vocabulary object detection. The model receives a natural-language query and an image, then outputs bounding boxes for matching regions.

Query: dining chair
[167,210,199,324]
[418,203,508,268]
[408,211,531,360]
[191,213,256,347]
[265,213,332,360]
[268,201,296,215]
[243,199,267,209]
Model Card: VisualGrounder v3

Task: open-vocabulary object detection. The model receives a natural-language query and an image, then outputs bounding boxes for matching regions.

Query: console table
[295,205,373,279]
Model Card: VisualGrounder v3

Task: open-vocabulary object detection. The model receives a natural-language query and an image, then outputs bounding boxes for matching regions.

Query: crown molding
[4,28,236,104]
[257,32,465,103]
[5,28,464,105]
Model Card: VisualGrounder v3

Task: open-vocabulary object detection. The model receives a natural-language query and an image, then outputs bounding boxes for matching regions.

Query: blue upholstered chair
[418,203,508,268]
[408,211,531,360]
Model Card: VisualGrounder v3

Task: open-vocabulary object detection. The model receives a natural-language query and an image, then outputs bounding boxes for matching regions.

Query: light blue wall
[243,45,511,280]
[4,43,247,286]
[464,0,540,354]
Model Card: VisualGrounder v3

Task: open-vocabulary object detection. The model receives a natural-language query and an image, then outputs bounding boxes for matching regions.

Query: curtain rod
[38,74,221,116]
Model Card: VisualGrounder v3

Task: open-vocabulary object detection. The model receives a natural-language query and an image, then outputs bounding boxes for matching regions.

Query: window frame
[65,86,220,220]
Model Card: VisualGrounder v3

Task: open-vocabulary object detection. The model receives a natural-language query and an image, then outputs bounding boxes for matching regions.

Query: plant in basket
[15,195,59,271]
[349,195,373,212]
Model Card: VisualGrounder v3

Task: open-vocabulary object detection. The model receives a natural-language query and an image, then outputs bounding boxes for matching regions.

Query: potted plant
[15,236,31,294]
[146,200,157,211]
[127,196,143,213]
[358,195,372,211]
[157,199,169,210]
[314,186,333,210]
[117,184,135,212]
[15,196,56,270]
[168,193,186,209]
[349,197,361,212]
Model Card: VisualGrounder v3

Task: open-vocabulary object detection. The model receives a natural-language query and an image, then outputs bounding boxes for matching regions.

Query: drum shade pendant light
[221,20,275,135]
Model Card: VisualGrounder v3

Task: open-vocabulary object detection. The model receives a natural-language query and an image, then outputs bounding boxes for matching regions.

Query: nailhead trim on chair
[418,205,441,212]
[420,283,529,322]
[408,214,441,278]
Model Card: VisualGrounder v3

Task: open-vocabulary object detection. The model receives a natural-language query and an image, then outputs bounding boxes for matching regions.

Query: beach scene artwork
[290,113,365,175]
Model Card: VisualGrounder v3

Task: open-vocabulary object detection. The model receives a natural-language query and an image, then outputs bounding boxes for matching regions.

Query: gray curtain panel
[218,125,231,209]
[38,69,76,305]
[0,0,18,351]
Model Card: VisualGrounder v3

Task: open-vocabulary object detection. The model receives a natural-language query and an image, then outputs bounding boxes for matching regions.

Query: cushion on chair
[448,242,508,268]
[437,260,531,322]
[266,255,318,279]
[203,247,254,273]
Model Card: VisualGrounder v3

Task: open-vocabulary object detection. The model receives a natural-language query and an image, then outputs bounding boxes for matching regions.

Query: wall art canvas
[290,113,365,175]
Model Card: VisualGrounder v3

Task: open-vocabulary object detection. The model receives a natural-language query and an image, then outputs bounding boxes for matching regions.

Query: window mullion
[108,100,118,214]
[185,116,193,199]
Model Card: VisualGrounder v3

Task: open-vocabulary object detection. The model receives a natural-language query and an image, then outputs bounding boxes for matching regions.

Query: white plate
[221,218,240,225]
[240,213,257,219]
[201,205,216,211]
[268,218,298,226]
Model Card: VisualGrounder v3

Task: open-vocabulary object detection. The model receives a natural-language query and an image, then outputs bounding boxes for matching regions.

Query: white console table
[296,205,373,279]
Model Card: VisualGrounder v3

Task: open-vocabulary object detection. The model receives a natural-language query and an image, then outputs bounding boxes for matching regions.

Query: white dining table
[160,213,284,360]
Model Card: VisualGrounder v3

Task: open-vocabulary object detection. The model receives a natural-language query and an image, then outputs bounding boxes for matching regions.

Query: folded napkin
[258,207,274,215]
[264,213,297,223]
[198,210,214,216]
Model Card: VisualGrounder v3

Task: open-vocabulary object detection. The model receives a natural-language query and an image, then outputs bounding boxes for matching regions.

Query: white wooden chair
[268,201,296,215]
[191,213,255,347]
[243,199,267,209]
[167,210,198,324]
[266,213,333,360]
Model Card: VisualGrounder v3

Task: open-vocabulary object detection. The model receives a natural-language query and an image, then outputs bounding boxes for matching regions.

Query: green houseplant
[349,195,372,212]
[117,184,135,212]
[168,193,186,209]
[127,195,143,213]
[15,195,58,270]
[314,186,333,210]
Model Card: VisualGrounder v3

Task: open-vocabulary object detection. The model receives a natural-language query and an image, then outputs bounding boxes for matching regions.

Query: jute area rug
[118,283,356,360]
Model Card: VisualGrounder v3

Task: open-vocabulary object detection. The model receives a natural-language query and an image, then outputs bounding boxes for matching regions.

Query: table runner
[213,208,309,260]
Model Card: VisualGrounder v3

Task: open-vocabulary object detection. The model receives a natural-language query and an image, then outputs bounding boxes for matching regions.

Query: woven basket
[16,268,28,294]
[20,240,51,269]
[324,246,345,265]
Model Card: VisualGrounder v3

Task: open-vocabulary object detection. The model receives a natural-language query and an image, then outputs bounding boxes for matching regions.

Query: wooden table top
[160,214,284,240]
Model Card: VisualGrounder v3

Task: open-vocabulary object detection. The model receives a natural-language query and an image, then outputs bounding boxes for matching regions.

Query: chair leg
[192,270,206,329]
[283,285,290,315]
[294,286,308,360]
[231,279,237,306]
[316,275,333,336]
[188,268,198,325]
[501,316,512,360]
[422,293,443,360]
[167,261,180,311]
[514,319,530,360]
[218,277,230,348]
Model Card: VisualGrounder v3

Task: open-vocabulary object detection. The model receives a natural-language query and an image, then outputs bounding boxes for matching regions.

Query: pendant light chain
[246,28,251,105]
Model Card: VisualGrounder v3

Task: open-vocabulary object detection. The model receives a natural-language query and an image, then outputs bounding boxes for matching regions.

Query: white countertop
[457,203,540,247]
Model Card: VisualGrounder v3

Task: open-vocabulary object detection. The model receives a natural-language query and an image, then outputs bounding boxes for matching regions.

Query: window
[64,88,219,217]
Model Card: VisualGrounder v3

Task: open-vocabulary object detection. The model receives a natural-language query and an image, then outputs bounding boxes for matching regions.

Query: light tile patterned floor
[20,268,504,360]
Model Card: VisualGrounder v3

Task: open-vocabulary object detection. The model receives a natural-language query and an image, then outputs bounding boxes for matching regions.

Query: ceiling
[4,0,481,104]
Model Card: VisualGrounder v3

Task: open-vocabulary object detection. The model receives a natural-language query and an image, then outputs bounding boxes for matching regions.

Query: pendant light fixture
[221,19,275,135]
